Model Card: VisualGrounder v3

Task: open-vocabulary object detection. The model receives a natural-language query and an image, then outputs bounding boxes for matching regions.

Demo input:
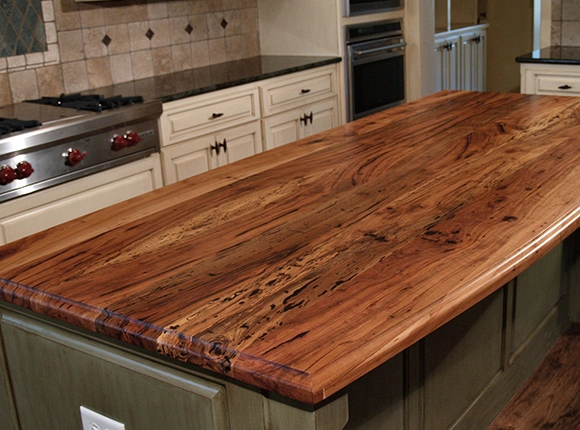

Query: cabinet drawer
[162,88,260,146]
[261,66,337,116]
[536,75,580,96]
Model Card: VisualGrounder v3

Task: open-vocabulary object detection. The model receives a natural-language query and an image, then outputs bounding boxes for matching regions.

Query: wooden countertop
[2,91,580,405]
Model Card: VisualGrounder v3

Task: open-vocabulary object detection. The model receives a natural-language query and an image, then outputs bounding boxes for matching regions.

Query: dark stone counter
[92,55,342,104]
[516,46,580,65]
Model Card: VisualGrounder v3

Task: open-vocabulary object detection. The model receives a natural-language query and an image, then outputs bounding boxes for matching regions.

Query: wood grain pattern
[489,324,580,429]
[1,91,580,404]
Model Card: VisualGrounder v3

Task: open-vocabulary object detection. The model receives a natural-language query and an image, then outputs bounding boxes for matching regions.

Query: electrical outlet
[80,406,126,430]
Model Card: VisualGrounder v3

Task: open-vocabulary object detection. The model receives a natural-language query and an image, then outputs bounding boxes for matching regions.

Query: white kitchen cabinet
[520,63,580,96]
[460,27,486,91]
[159,64,340,185]
[161,122,262,184]
[262,98,339,150]
[0,155,163,245]
[435,25,487,92]
[434,34,461,92]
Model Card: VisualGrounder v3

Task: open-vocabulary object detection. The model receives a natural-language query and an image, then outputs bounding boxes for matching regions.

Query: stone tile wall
[0,0,260,107]
[551,0,580,46]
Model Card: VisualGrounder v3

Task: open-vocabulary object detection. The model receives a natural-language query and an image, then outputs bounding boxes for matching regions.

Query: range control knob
[112,134,129,150]
[65,148,87,166]
[15,161,34,179]
[125,131,142,146]
[0,165,17,185]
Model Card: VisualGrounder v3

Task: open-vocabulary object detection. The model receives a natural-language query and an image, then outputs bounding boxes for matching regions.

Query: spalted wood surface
[2,91,580,404]
[490,324,580,429]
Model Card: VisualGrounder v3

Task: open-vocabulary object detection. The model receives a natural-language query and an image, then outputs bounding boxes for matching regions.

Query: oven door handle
[352,42,406,57]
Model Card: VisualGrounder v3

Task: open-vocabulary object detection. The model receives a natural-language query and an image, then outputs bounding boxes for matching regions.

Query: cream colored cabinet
[434,34,461,92]
[262,98,339,150]
[460,27,486,91]
[160,64,340,185]
[160,86,263,185]
[435,25,487,92]
[261,65,339,150]
[0,155,163,245]
[161,122,262,184]
[520,63,580,96]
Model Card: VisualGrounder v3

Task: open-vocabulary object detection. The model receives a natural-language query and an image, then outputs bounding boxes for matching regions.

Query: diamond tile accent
[185,24,193,35]
[146,29,154,40]
[221,19,228,29]
[102,35,112,47]
[0,0,47,58]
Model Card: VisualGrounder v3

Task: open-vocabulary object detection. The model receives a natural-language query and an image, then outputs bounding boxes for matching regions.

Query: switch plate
[80,406,126,430]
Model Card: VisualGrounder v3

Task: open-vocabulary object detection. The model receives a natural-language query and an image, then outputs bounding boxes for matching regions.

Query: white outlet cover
[80,406,126,430]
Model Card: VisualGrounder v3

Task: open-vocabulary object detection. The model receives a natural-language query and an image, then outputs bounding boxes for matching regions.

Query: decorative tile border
[0,0,260,105]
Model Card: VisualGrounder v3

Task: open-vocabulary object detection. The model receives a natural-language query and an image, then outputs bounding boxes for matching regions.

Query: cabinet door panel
[161,135,214,184]
[423,290,504,430]
[306,97,339,137]
[460,30,486,91]
[1,311,229,430]
[217,122,263,167]
[434,35,461,91]
[512,243,564,353]
[262,108,302,150]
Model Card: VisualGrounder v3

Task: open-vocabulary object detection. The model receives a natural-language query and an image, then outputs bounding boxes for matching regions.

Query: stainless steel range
[0,94,164,244]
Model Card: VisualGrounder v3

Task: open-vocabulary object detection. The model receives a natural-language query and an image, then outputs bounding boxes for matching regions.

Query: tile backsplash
[551,0,580,46]
[1,0,47,56]
[0,0,260,107]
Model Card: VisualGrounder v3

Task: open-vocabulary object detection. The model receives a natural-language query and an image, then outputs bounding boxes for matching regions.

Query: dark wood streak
[2,91,580,404]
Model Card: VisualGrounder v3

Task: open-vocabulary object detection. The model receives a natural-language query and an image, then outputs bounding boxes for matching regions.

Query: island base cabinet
[565,229,580,323]
[0,311,230,430]
[0,307,349,430]
[0,314,18,430]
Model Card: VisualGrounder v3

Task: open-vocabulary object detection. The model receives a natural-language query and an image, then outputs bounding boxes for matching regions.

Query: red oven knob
[0,165,17,185]
[66,148,87,166]
[15,161,34,179]
[125,131,142,146]
[112,134,129,150]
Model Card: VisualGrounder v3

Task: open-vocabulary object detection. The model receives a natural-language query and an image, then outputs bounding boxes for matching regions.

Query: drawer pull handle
[211,113,224,119]
[558,85,572,90]
[301,89,311,94]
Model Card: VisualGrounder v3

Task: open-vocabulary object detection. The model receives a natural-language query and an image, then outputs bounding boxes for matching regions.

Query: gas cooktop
[0,95,162,203]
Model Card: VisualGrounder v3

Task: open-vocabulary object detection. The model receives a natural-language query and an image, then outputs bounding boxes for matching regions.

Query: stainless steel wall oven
[345,19,406,122]
[343,0,403,17]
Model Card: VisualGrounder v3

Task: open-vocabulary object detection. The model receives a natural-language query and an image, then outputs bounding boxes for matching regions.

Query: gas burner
[26,94,144,113]
[0,117,41,136]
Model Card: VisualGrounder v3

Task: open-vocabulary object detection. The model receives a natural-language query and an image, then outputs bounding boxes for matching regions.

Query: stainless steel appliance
[343,0,403,17]
[345,19,406,122]
[0,95,161,203]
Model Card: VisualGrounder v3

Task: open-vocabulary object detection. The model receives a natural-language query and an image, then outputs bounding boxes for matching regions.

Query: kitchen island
[1,91,579,429]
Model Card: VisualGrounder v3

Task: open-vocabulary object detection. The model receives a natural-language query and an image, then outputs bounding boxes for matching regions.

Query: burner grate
[26,94,144,113]
[0,118,41,136]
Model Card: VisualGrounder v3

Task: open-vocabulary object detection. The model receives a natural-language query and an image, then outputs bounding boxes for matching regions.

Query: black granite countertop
[516,46,580,65]
[92,55,342,104]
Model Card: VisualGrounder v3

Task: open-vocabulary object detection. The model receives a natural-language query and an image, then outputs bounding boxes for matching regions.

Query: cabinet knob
[558,84,572,90]
[211,113,224,119]
[301,89,311,94]
[211,142,220,155]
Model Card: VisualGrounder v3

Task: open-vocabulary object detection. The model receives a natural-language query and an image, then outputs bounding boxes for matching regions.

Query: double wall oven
[345,19,406,122]
[0,94,163,245]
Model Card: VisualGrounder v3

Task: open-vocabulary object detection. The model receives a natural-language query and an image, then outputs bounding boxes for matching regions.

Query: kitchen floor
[489,323,580,429]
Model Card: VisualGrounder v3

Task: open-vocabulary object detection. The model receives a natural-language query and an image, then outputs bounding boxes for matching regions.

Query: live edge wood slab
[1,91,580,405]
